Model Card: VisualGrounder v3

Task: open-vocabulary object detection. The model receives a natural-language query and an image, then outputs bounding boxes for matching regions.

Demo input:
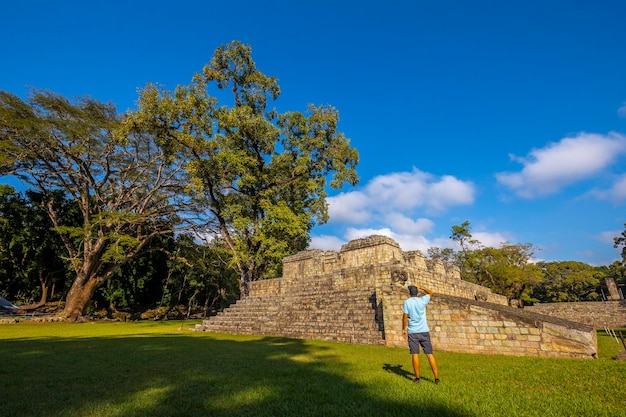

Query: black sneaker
[434,378,441,384]
[412,377,420,384]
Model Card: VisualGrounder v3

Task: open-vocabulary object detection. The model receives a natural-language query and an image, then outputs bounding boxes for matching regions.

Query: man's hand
[418,285,434,297]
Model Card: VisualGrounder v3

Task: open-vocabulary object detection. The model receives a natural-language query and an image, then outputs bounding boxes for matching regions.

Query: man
[402,284,440,384]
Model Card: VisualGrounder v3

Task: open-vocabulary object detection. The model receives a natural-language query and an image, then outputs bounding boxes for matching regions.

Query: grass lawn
[1,320,624,417]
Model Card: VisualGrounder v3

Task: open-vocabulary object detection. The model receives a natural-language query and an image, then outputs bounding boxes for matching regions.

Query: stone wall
[199,235,598,359]
[525,301,626,328]
[381,285,596,357]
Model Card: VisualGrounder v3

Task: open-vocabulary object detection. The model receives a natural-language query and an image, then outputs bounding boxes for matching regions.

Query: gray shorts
[408,332,433,354]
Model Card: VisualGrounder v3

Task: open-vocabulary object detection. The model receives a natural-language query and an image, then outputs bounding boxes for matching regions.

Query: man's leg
[411,353,420,379]
[426,353,439,381]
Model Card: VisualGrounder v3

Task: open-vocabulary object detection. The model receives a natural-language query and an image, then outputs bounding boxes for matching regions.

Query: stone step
[210,307,379,321]
[214,302,376,313]
[196,323,385,345]
[216,306,377,315]
[199,322,382,335]
[202,318,381,330]
[227,294,378,309]
[204,314,381,328]
[244,286,377,300]
[194,284,385,345]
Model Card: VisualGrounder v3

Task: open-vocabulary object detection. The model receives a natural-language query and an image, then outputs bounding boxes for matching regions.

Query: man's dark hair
[408,285,418,296]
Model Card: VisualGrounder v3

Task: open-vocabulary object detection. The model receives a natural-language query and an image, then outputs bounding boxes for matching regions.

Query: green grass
[1,321,625,417]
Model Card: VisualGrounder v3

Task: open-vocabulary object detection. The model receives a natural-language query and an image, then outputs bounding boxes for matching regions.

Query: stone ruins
[195,235,621,359]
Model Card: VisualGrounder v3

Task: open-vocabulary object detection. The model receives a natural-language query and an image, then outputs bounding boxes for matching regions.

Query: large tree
[0,90,201,319]
[472,243,544,304]
[449,220,483,279]
[128,41,359,296]
[447,221,543,304]
[533,261,601,302]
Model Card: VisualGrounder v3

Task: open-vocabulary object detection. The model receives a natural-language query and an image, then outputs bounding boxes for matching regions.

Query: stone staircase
[194,285,386,345]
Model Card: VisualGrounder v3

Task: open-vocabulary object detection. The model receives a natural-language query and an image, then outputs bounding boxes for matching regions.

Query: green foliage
[450,220,480,253]
[0,186,72,304]
[444,221,544,303]
[426,247,456,264]
[471,243,544,303]
[533,261,602,302]
[448,220,483,281]
[0,88,202,318]
[162,234,240,316]
[84,233,240,317]
[434,221,624,304]
[128,41,359,293]
[613,222,626,262]
[94,235,171,312]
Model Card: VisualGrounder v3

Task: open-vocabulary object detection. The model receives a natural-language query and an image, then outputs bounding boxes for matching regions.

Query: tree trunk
[19,272,49,310]
[63,275,100,321]
[239,260,257,298]
[240,276,250,298]
[186,289,199,318]
[38,272,49,305]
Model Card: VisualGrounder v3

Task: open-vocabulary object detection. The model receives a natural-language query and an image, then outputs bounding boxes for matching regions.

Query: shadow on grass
[382,363,414,381]
[1,332,472,417]
[383,363,441,384]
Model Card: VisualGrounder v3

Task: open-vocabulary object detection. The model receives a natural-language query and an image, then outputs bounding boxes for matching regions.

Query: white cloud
[312,225,505,254]
[309,225,515,255]
[496,132,626,198]
[393,234,434,253]
[588,174,626,204]
[594,230,621,244]
[344,227,434,252]
[384,212,434,235]
[345,227,395,241]
[428,175,475,211]
[364,169,475,213]
[327,191,371,223]
[311,168,476,253]
[309,168,526,256]
[327,168,475,224]
[366,170,430,210]
[473,231,511,248]
[308,234,346,250]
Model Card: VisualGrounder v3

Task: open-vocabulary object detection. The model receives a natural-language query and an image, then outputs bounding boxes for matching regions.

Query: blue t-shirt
[402,295,431,333]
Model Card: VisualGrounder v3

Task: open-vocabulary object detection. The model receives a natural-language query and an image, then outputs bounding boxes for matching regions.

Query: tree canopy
[437,221,626,304]
[127,41,359,295]
[446,221,543,304]
[0,89,202,319]
[532,261,601,302]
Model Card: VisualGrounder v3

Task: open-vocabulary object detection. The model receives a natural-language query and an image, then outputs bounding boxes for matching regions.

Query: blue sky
[2,1,625,265]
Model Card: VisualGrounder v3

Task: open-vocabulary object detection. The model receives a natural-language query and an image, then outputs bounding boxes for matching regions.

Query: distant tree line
[428,221,626,306]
